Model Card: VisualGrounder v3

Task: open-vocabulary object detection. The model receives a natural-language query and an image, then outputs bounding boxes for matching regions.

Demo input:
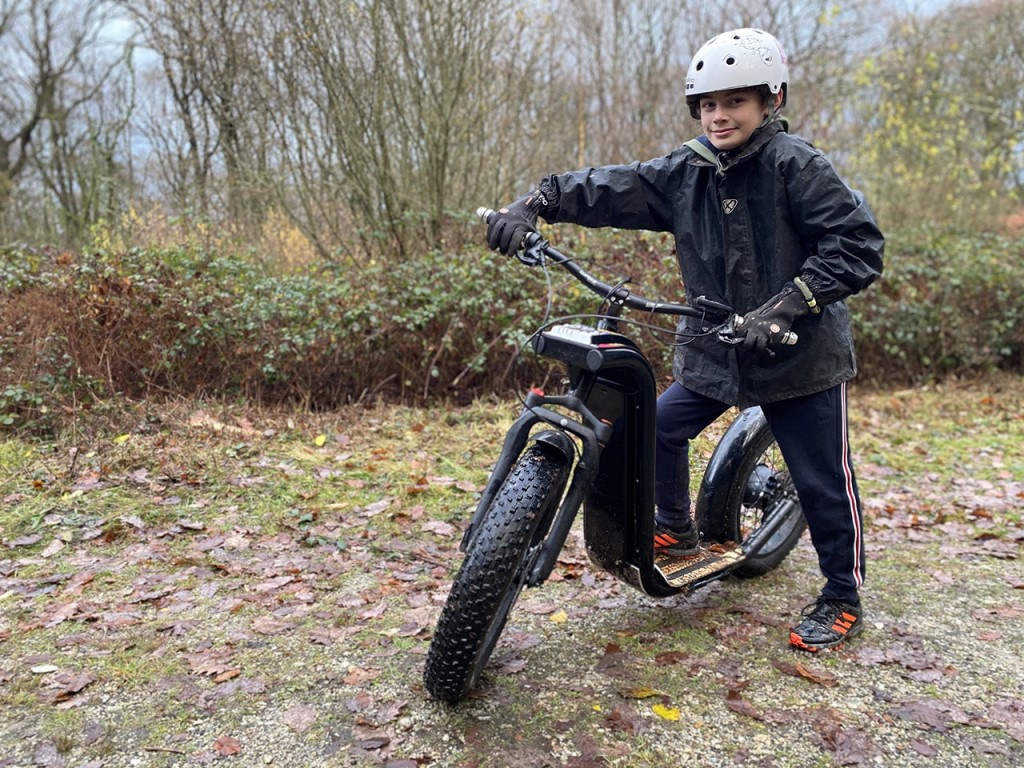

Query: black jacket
[542,120,884,408]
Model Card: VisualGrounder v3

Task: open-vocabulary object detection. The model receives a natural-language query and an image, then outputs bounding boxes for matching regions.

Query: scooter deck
[654,542,743,589]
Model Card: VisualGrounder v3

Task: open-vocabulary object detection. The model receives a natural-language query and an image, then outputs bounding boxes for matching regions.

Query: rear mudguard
[696,406,767,543]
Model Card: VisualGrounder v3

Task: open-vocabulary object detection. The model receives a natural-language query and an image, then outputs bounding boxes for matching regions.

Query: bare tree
[539,0,881,176]
[0,0,128,242]
[124,0,268,228]
[563,0,692,165]
[260,0,549,262]
[4,0,1016,254]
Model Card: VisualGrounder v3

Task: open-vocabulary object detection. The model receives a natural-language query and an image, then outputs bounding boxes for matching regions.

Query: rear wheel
[423,442,570,704]
[725,423,807,577]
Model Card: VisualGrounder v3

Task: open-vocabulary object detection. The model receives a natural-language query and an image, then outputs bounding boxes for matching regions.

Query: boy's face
[698,88,775,151]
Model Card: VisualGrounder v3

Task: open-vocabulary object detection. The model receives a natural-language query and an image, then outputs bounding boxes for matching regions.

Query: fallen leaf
[253,575,295,593]
[491,656,528,676]
[421,519,457,537]
[308,626,352,645]
[40,539,66,558]
[605,703,647,735]
[38,670,98,704]
[41,601,81,628]
[832,726,874,764]
[9,533,43,547]
[251,616,293,635]
[377,700,407,724]
[910,739,938,756]
[890,699,967,732]
[61,571,96,597]
[213,735,242,756]
[282,705,317,733]
[654,650,693,666]
[620,686,662,700]
[594,644,634,678]
[772,658,837,687]
[344,666,379,685]
[345,690,374,712]
[362,499,391,516]
[213,669,241,683]
[187,647,236,677]
[651,703,680,721]
[725,690,764,721]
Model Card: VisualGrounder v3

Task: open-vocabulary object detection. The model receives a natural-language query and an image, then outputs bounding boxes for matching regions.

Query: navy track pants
[655,381,865,604]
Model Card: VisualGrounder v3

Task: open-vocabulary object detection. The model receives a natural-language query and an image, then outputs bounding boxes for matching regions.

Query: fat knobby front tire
[423,443,569,704]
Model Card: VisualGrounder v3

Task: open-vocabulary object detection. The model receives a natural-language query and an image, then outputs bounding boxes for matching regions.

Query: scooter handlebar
[475,203,797,347]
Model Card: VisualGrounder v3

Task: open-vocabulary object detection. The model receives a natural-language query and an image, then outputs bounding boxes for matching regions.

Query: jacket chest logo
[722,199,738,214]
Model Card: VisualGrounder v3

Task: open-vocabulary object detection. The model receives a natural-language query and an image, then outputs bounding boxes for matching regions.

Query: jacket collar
[687,118,789,175]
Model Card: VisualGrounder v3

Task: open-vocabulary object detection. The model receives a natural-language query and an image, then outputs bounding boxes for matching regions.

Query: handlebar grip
[476,206,544,251]
[730,314,798,346]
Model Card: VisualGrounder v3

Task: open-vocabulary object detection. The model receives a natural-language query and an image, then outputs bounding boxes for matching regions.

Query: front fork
[462,339,675,595]
[460,389,610,588]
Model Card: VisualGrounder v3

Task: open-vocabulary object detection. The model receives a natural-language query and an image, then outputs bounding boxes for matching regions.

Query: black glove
[740,282,810,360]
[486,189,550,255]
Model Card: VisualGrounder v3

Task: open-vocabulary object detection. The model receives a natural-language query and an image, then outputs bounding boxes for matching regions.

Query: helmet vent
[725,56,736,66]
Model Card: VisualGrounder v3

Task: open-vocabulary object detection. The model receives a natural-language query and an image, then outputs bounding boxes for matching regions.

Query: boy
[486,28,884,652]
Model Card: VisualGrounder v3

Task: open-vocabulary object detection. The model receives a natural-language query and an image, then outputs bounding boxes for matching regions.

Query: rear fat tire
[423,443,569,704]
[727,423,807,578]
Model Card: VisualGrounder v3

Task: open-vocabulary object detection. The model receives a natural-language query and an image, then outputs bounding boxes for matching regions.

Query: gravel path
[2,523,1021,768]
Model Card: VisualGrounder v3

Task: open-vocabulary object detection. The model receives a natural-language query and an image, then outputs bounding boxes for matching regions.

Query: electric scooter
[423,211,807,704]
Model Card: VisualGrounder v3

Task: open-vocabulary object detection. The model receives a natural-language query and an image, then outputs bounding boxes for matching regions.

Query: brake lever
[717,316,746,346]
[719,315,799,347]
[517,232,547,266]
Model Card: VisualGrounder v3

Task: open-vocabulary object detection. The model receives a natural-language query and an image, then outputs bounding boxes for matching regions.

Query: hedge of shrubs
[1,228,1021,431]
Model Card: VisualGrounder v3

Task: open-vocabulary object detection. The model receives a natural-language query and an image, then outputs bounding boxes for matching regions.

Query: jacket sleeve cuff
[794,275,822,314]
[537,177,560,219]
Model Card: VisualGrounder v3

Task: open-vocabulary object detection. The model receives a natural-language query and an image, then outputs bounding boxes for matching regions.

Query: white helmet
[685,28,788,118]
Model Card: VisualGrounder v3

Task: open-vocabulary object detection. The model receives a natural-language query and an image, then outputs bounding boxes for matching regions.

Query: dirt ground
[1,383,1022,767]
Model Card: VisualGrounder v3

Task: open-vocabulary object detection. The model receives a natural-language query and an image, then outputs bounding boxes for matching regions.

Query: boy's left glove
[739,282,809,359]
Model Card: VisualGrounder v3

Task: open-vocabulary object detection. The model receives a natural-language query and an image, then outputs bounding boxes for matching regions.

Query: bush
[851,228,1024,386]
[1,228,1021,432]
[0,243,562,429]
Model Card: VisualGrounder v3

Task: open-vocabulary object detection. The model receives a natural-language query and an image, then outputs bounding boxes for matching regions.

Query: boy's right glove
[486,189,550,255]
[740,282,810,360]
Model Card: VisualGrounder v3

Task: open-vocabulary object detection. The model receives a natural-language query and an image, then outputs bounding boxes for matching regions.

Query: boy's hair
[686,84,781,120]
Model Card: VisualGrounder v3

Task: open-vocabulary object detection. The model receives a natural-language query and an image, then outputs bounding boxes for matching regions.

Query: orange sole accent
[789,633,821,653]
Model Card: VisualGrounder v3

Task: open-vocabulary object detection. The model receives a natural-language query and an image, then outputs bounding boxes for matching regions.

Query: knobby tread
[423,444,568,704]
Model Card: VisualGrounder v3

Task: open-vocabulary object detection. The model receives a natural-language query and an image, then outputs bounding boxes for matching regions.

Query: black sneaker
[789,598,863,653]
[653,522,700,557]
